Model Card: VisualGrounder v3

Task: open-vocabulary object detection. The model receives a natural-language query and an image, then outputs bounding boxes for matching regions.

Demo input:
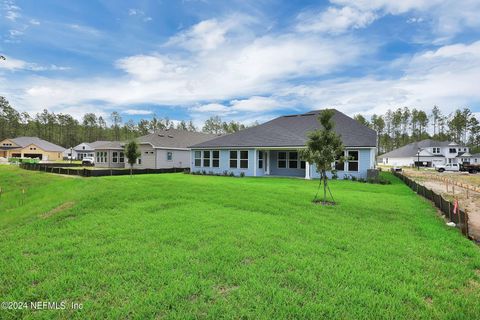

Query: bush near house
[0,166,479,319]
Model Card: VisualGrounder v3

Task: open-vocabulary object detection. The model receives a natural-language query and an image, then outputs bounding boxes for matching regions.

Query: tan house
[0,137,65,161]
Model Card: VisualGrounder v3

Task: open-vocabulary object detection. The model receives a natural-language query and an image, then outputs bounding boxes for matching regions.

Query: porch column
[266,150,270,175]
[253,149,257,177]
[305,161,311,180]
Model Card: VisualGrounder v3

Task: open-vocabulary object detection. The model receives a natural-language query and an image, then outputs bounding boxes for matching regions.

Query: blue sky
[1,0,480,126]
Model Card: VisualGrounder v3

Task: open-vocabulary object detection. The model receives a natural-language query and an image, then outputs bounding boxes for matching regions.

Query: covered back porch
[255,149,311,179]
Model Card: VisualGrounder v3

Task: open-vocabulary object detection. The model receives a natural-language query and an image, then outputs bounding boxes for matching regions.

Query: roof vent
[158,134,164,137]
[168,135,174,138]
[284,115,298,118]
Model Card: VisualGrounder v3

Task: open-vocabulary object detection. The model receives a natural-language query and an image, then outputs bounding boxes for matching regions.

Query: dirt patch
[215,285,239,296]
[41,201,75,218]
[424,297,433,306]
[403,169,480,240]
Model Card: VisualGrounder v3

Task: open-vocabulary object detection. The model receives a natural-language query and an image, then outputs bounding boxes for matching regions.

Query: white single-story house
[64,141,112,160]
[189,109,377,179]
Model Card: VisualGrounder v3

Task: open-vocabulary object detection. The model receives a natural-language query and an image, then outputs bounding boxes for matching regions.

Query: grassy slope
[0,166,479,319]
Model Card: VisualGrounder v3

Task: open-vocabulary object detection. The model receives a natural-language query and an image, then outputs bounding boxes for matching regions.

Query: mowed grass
[0,166,479,319]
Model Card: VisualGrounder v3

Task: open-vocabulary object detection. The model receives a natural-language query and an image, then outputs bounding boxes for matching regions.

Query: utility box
[367,169,379,180]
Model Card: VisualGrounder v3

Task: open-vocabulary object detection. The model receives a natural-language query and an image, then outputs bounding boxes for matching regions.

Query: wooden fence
[393,171,469,237]
[20,163,188,177]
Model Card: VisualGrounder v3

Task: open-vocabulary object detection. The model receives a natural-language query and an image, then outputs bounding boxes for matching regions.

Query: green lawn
[0,166,479,319]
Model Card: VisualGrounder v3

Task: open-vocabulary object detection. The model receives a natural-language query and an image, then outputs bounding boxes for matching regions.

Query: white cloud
[123,109,153,115]
[29,19,40,25]
[0,56,70,72]
[67,24,101,36]
[3,0,21,21]
[166,15,255,52]
[0,56,27,70]
[115,55,187,81]
[3,10,480,123]
[128,8,152,22]
[8,31,363,113]
[297,0,480,38]
[296,6,377,34]
[282,40,480,117]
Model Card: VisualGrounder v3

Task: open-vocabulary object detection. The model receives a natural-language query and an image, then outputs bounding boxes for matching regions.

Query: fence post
[465,209,469,237]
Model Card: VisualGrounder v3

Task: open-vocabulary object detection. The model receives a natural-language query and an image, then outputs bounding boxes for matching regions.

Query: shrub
[208,171,214,176]
[223,170,229,176]
[229,172,235,177]
[366,177,392,185]
[350,175,357,181]
[202,170,206,175]
[240,172,245,177]
[331,170,338,180]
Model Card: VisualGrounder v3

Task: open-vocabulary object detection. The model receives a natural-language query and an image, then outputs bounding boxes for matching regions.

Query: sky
[1,0,480,126]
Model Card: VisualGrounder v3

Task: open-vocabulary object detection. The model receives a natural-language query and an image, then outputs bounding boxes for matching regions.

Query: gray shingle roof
[190,109,377,148]
[10,137,65,152]
[94,141,124,150]
[378,139,460,158]
[137,129,219,149]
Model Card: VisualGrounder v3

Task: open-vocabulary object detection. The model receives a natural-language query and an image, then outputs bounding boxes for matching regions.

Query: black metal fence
[19,163,188,177]
[393,171,469,237]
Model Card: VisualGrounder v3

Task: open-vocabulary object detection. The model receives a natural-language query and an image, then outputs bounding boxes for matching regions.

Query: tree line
[0,96,254,148]
[353,106,480,154]
[2,95,478,153]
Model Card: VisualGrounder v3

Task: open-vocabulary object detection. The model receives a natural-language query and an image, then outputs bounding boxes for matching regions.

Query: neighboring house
[0,137,65,161]
[94,141,125,168]
[64,141,111,160]
[471,153,480,164]
[131,130,219,169]
[93,130,218,169]
[189,109,377,179]
[378,140,471,167]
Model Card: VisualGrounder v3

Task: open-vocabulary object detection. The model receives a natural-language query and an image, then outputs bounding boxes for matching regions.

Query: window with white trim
[240,151,249,169]
[278,152,287,168]
[212,150,219,167]
[119,152,125,163]
[112,152,118,163]
[346,150,359,171]
[167,151,173,161]
[288,152,298,168]
[334,150,345,170]
[194,151,201,167]
[258,151,263,169]
[96,151,107,163]
[230,151,238,168]
[203,150,210,167]
[432,147,440,154]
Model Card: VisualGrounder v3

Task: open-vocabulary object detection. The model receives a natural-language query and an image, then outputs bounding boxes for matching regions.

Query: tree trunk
[130,164,133,176]
[322,170,327,204]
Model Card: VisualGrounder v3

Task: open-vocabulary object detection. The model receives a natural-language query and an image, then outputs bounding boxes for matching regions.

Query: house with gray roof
[378,139,471,167]
[0,136,65,161]
[93,129,218,169]
[189,109,377,179]
[64,141,112,160]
